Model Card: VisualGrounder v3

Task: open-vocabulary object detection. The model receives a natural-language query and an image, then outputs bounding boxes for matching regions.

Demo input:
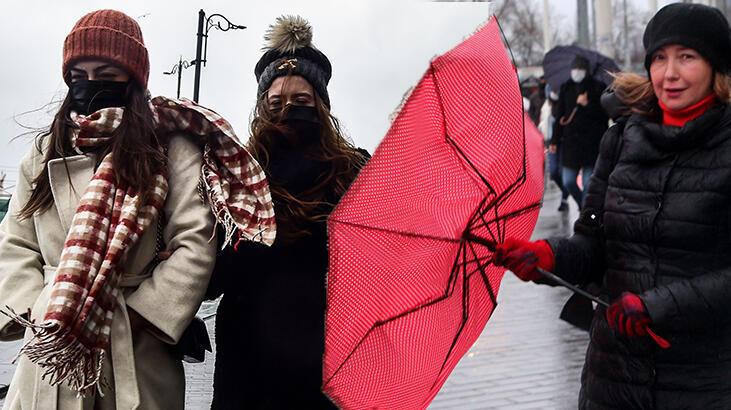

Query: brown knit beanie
[63,9,149,88]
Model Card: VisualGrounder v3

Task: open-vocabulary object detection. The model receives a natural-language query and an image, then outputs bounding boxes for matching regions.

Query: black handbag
[173,316,212,363]
[559,292,595,331]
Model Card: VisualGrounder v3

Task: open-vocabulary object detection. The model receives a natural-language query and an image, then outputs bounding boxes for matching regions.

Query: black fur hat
[643,3,731,74]
[254,15,332,108]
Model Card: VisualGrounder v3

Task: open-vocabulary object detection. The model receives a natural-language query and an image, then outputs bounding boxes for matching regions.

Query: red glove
[494,238,554,282]
[606,293,672,349]
[606,292,651,337]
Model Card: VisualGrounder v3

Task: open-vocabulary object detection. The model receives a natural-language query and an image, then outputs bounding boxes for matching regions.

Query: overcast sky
[0,0,677,191]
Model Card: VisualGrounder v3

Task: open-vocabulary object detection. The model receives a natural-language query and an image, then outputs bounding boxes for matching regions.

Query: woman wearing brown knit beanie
[0,9,275,410]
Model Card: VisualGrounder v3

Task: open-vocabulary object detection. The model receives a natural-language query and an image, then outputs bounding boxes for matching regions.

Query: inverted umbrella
[542,45,620,92]
[323,18,545,409]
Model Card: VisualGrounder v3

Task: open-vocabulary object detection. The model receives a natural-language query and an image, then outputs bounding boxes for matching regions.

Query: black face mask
[278,105,321,146]
[69,80,128,115]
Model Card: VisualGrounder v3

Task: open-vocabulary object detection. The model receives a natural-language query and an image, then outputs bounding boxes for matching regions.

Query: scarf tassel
[201,163,271,249]
[1,306,107,397]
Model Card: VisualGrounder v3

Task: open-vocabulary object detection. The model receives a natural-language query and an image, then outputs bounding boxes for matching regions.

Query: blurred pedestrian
[526,77,545,127]
[495,3,731,409]
[550,55,609,209]
[0,9,272,409]
[207,15,369,409]
[541,85,570,211]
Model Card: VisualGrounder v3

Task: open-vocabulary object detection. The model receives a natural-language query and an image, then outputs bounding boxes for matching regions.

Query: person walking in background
[541,85,570,211]
[0,9,273,409]
[496,3,731,409]
[550,55,609,210]
[526,77,545,127]
[207,15,369,409]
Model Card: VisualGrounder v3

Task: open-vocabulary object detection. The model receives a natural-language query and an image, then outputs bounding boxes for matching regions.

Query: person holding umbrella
[496,3,731,409]
[549,55,609,210]
[207,15,368,409]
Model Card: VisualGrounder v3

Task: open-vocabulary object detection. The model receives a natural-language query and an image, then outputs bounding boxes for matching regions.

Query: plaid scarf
[6,97,275,395]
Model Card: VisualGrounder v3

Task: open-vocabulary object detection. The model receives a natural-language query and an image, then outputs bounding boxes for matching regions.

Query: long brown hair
[611,71,731,117]
[18,81,165,219]
[248,76,368,240]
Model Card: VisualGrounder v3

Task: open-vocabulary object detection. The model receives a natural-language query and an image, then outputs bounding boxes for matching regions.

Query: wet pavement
[0,182,588,409]
[429,183,588,410]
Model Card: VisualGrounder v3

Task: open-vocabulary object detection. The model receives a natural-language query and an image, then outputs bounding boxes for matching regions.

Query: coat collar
[47,154,95,233]
[633,104,728,152]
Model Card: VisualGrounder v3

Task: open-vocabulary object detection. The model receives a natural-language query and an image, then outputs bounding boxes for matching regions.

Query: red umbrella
[323,17,545,409]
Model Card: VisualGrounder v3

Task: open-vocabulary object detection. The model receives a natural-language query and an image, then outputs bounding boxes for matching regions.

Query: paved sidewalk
[0,183,589,409]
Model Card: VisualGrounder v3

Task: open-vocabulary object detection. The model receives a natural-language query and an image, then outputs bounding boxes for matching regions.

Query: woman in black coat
[207,16,368,409]
[496,4,731,409]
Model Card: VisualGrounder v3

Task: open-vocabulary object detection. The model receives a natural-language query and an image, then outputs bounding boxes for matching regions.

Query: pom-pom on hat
[62,9,149,88]
[255,15,332,108]
[643,3,731,74]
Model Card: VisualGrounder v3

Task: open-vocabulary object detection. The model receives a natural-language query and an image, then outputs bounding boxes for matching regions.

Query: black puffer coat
[551,77,609,169]
[549,105,731,409]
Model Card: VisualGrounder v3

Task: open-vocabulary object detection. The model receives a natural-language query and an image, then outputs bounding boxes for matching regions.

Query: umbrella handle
[558,107,578,126]
[645,327,671,349]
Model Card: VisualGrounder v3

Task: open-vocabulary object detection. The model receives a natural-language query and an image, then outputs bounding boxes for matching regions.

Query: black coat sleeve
[584,82,610,126]
[545,122,623,285]
[641,261,731,331]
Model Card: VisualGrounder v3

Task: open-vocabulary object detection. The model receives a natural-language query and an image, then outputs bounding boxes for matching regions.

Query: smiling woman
[649,45,714,111]
[493,3,731,409]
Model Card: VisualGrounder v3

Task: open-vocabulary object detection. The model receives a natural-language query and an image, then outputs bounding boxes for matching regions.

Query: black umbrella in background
[543,45,620,92]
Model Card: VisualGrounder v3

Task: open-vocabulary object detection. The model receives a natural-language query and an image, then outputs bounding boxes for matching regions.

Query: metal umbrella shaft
[536,267,608,307]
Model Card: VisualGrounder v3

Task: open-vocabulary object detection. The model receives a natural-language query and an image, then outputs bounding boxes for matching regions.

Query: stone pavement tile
[494,400,559,410]
[0,340,21,407]
[184,314,216,410]
[431,395,512,409]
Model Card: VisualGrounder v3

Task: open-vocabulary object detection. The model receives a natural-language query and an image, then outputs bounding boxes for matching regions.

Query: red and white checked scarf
[9,97,275,395]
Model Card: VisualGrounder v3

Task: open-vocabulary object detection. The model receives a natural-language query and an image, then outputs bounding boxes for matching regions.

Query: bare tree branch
[494,0,569,66]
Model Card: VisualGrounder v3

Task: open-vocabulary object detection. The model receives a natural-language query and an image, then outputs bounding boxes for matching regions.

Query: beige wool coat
[0,134,217,410]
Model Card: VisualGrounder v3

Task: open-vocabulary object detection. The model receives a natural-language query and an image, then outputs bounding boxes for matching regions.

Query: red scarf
[659,93,717,127]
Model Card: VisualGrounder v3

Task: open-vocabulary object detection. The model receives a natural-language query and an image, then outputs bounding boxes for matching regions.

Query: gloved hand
[494,238,554,282]
[606,292,651,337]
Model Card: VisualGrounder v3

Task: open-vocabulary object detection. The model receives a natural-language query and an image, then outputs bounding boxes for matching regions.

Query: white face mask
[570,69,587,83]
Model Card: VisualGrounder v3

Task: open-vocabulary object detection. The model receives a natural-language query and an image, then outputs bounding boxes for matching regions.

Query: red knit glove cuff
[534,240,555,272]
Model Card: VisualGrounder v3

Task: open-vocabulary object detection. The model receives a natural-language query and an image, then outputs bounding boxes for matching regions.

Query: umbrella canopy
[323,18,545,409]
[542,45,620,92]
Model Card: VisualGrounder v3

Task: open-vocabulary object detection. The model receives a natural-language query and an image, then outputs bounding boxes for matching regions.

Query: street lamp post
[576,0,590,48]
[163,57,193,99]
[192,9,246,103]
